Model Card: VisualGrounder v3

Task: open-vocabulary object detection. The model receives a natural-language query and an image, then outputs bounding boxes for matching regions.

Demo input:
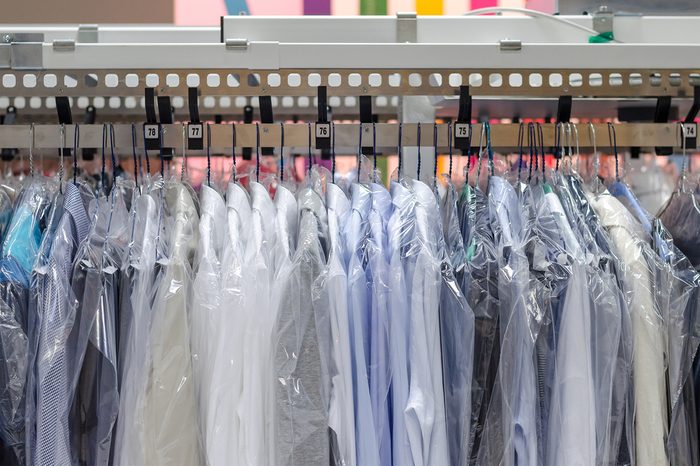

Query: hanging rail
[0,122,683,151]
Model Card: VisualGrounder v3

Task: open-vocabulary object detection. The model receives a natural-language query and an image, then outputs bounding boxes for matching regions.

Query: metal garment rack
[0,14,699,152]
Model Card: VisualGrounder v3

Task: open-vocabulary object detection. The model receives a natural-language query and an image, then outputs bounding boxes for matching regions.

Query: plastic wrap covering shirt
[32,182,92,466]
[112,191,160,466]
[438,181,475,466]
[405,179,450,466]
[274,187,330,466]
[345,183,380,466]
[590,191,669,466]
[190,185,229,466]
[480,176,538,466]
[555,175,625,466]
[387,180,413,466]
[366,182,393,466]
[0,181,53,465]
[457,187,500,465]
[143,182,203,466]
[319,183,356,466]
[70,188,129,466]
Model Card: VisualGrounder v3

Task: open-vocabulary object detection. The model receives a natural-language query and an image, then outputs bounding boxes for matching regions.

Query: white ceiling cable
[463,7,623,43]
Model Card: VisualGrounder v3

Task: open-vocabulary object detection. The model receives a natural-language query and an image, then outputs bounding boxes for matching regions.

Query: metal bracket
[0,33,43,70]
[499,39,522,52]
[77,25,98,44]
[53,40,75,52]
[396,12,417,43]
[593,6,614,35]
[225,38,248,50]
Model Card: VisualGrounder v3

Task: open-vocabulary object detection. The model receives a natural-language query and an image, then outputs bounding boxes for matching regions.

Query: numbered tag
[187,123,204,150]
[144,124,159,140]
[683,122,698,150]
[315,122,331,150]
[454,123,470,138]
[316,123,330,138]
[454,122,471,150]
[683,123,697,138]
[143,123,160,150]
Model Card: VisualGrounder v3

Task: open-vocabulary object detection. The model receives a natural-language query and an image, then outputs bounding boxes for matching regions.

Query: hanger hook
[588,123,601,192]
[486,121,494,177]
[254,122,261,182]
[357,122,363,180]
[204,123,211,186]
[433,122,439,186]
[58,123,66,193]
[372,122,378,179]
[180,123,187,182]
[397,122,403,179]
[231,122,237,183]
[28,123,35,178]
[475,122,486,185]
[305,121,312,177]
[131,123,140,193]
[679,122,689,192]
[279,122,285,183]
[607,122,620,181]
[109,123,117,187]
[537,122,546,181]
[72,123,79,185]
[516,122,525,184]
[416,122,422,180]
[554,122,562,172]
[331,122,336,184]
[571,123,580,174]
[527,122,536,183]
[448,122,454,179]
[100,123,108,193]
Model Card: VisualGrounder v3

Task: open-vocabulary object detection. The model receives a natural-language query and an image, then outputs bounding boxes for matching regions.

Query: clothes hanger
[607,122,621,183]
[527,122,536,184]
[72,123,80,185]
[231,122,238,184]
[180,123,188,183]
[280,122,285,183]
[256,122,262,183]
[206,122,212,187]
[373,121,379,183]
[588,122,602,194]
[433,122,439,190]
[58,123,66,194]
[330,121,335,184]
[307,121,313,180]
[131,123,141,195]
[416,122,422,181]
[28,123,35,179]
[516,122,525,186]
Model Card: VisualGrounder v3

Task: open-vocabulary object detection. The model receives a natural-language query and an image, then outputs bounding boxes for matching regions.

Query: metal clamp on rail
[0,33,43,70]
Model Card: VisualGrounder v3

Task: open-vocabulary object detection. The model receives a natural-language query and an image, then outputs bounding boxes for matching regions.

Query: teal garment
[3,205,42,275]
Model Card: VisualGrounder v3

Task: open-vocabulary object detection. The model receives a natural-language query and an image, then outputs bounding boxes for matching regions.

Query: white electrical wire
[463,7,623,43]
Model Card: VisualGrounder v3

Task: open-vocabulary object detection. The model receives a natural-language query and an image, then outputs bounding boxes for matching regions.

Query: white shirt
[589,191,669,466]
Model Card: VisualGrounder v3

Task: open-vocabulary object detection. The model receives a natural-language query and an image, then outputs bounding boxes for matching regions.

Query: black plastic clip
[259,95,274,155]
[683,86,700,150]
[187,87,204,151]
[242,105,253,160]
[1,106,18,162]
[315,86,331,153]
[554,95,572,159]
[55,96,73,160]
[360,96,373,155]
[82,105,97,161]
[654,96,673,155]
[143,88,160,151]
[454,86,472,151]
[157,95,174,159]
